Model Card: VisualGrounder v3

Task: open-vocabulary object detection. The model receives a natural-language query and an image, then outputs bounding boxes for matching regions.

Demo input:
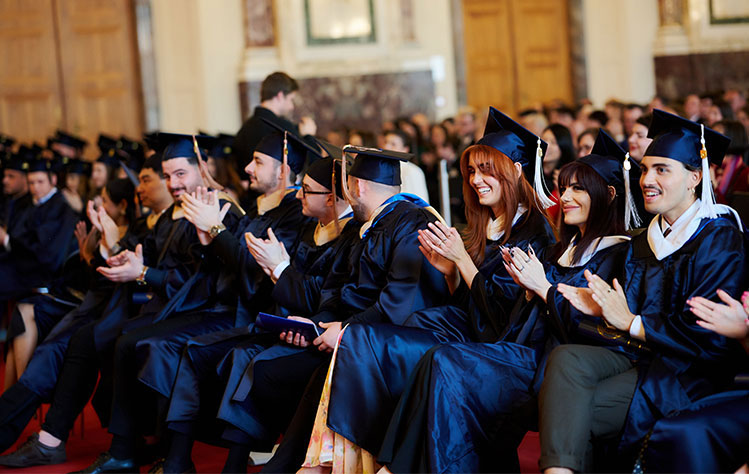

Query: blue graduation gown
[14,220,148,400]
[217,196,450,446]
[164,218,362,444]
[0,191,77,299]
[642,389,749,472]
[617,216,749,455]
[135,192,310,398]
[325,210,556,456]
[378,241,630,473]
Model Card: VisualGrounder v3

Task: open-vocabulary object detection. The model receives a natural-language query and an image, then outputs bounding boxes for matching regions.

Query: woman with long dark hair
[294,108,556,474]
[541,124,575,221]
[376,130,635,474]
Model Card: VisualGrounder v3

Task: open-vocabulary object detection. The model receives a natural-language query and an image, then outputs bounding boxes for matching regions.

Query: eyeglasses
[301,186,331,197]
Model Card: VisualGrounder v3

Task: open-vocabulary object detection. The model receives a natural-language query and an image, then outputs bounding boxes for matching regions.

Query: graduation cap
[65,158,91,176]
[256,119,320,175]
[3,153,28,172]
[143,131,161,151]
[26,158,52,173]
[156,132,215,162]
[305,156,344,199]
[97,134,119,153]
[209,134,234,160]
[579,129,641,229]
[341,145,411,186]
[16,145,39,162]
[117,136,146,173]
[478,107,554,208]
[54,130,87,150]
[645,109,732,218]
[97,148,121,168]
[0,133,14,149]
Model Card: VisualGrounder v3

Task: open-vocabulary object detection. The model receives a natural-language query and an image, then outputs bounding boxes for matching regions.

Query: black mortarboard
[97,134,119,153]
[16,145,39,162]
[26,158,52,173]
[305,156,344,199]
[156,133,214,162]
[315,139,343,160]
[645,109,730,167]
[645,109,732,219]
[3,153,28,172]
[97,148,121,168]
[209,134,234,160]
[579,129,641,229]
[343,145,411,186]
[65,158,91,176]
[256,119,320,174]
[55,130,87,150]
[478,107,554,208]
[0,134,14,148]
[143,131,161,151]
[117,136,146,172]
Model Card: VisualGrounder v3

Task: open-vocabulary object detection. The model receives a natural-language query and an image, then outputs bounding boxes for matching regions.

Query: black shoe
[68,451,136,474]
[0,433,66,467]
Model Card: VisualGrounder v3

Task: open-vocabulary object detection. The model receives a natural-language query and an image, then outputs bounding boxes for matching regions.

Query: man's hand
[313,321,342,353]
[557,283,603,317]
[279,316,314,347]
[246,228,289,276]
[585,270,635,331]
[97,244,144,282]
[182,187,230,245]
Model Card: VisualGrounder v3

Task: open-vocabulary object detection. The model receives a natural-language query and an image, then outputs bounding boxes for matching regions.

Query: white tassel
[697,124,718,219]
[622,152,642,230]
[533,137,556,209]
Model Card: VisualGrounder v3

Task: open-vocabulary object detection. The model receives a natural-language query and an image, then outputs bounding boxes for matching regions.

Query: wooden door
[511,0,572,111]
[55,0,143,157]
[0,0,65,143]
[462,0,573,115]
[462,0,517,113]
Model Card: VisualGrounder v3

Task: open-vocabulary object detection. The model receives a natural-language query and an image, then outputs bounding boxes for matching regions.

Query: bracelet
[136,265,149,285]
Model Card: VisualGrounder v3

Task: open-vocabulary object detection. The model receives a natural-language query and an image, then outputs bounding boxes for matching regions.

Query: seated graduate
[153,152,361,474]
[538,110,749,473]
[285,106,557,474]
[57,158,91,215]
[208,143,449,474]
[636,289,749,473]
[0,156,172,466]
[0,151,32,247]
[71,133,245,474]
[3,178,137,389]
[0,157,78,302]
[374,129,636,474]
[131,127,318,418]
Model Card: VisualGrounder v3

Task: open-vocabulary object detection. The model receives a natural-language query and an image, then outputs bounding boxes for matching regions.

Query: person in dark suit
[233,71,317,194]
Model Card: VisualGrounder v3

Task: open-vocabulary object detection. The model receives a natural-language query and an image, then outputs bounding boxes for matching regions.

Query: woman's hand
[417,229,456,276]
[420,222,469,263]
[689,289,749,340]
[502,246,551,301]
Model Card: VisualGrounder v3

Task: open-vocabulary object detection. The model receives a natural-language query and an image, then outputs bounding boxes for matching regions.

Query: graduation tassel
[340,145,355,204]
[331,158,341,234]
[533,137,556,209]
[622,152,642,230]
[697,124,718,219]
[281,131,289,189]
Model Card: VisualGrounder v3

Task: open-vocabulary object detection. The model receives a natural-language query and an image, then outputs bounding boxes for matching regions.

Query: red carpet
[0,362,541,473]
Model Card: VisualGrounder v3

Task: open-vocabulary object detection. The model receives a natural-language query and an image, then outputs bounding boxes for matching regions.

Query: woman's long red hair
[460,144,552,265]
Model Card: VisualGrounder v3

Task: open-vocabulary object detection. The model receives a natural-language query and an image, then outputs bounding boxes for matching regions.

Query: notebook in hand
[257,312,321,341]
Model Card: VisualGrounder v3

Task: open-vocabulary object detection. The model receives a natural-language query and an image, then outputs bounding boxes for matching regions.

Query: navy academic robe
[378,241,630,473]
[135,192,311,399]
[615,215,749,458]
[164,217,362,445]
[0,191,77,299]
[217,195,450,448]
[325,210,556,456]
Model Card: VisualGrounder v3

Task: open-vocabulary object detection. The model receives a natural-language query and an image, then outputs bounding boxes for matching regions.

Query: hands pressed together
[181,186,231,246]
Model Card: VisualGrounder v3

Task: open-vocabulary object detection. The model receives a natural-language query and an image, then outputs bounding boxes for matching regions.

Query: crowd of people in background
[0,69,747,474]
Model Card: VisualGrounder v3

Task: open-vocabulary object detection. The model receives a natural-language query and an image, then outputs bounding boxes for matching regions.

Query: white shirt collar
[486,205,526,241]
[314,206,353,246]
[557,234,631,268]
[33,187,57,206]
[647,200,702,260]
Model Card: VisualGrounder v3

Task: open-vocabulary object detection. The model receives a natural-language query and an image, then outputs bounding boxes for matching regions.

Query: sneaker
[0,433,66,467]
